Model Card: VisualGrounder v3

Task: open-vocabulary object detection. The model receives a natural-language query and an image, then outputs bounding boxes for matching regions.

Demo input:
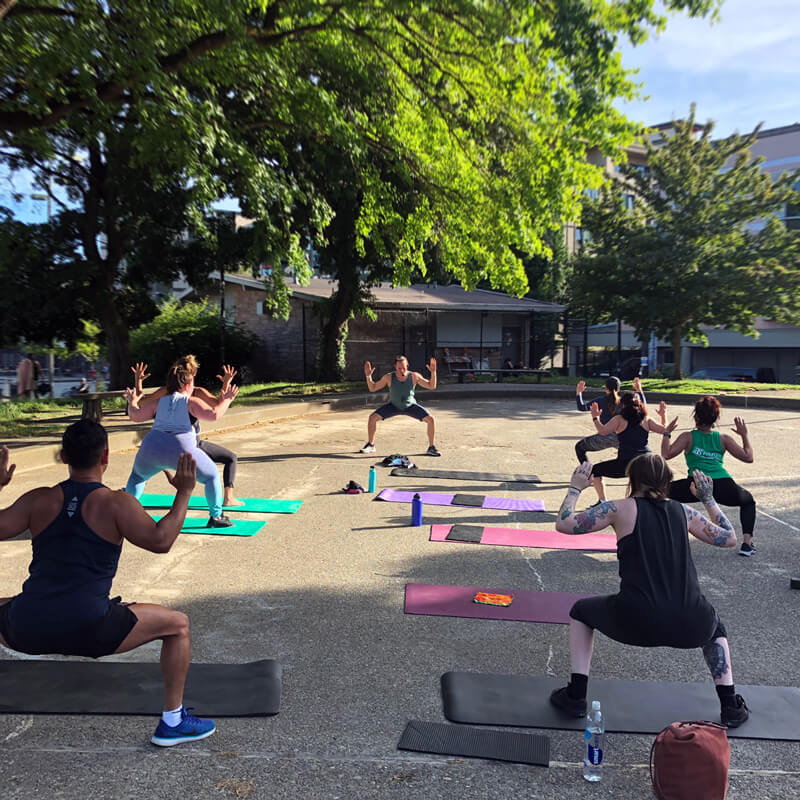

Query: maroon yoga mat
[404,583,594,624]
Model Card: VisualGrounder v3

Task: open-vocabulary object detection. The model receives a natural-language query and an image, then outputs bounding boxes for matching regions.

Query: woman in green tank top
[661,396,757,556]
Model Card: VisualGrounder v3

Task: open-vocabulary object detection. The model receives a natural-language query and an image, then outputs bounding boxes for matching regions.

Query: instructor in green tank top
[359,355,440,456]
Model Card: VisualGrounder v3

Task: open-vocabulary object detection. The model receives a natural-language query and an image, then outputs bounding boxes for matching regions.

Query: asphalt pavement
[1,388,799,799]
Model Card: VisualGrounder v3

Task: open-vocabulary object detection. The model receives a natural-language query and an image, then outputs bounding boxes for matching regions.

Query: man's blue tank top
[152,392,193,433]
[9,480,122,635]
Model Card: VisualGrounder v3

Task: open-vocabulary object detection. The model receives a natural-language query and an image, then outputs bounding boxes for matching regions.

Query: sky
[617,0,800,137]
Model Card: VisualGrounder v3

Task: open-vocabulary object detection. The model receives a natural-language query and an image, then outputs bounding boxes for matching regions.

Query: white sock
[161,706,183,727]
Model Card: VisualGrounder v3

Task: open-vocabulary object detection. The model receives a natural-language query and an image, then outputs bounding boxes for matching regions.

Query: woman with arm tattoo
[551,454,749,729]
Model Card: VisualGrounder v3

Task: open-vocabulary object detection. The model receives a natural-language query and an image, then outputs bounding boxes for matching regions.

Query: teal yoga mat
[139,494,302,514]
[150,515,266,537]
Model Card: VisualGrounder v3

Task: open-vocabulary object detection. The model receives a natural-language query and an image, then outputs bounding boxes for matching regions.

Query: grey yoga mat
[0,659,281,716]
[398,720,550,766]
[390,468,541,483]
[441,672,800,741]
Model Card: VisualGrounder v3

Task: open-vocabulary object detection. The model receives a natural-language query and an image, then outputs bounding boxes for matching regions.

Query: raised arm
[114,453,196,553]
[644,415,668,435]
[131,362,166,408]
[125,387,157,422]
[187,384,239,421]
[590,407,621,436]
[556,462,621,534]
[414,358,437,390]
[683,470,737,548]
[661,418,690,460]
[575,380,592,412]
[721,417,753,463]
[633,375,647,405]
[364,361,390,392]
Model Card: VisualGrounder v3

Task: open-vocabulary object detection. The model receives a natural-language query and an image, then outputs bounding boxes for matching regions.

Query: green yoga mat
[139,494,302,514]
[150,515,266,537]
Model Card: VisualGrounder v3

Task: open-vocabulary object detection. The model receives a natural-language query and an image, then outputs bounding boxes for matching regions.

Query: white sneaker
[359,443,376,454]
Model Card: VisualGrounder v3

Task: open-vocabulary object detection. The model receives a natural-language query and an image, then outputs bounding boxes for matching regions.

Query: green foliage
[129,299,258,388]
[572,107,800,377]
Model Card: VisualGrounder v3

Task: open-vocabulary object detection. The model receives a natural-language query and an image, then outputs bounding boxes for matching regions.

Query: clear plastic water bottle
[583,700,604,782]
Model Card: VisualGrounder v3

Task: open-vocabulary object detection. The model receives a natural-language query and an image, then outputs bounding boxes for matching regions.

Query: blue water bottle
[411,493,423,526]
[583,700,604,782]
[368,466,377,493]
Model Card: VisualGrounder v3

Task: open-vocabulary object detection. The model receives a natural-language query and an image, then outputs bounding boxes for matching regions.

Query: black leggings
[198,439,237,488]
[669,477,755,535]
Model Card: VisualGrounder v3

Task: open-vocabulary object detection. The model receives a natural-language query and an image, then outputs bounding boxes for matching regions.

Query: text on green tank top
[684,429,730,479]
[390,374,416,409]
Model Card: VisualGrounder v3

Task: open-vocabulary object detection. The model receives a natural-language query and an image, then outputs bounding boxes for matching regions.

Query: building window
[576,227,590,248]
[256,301,265,315]
[623,193,635,210]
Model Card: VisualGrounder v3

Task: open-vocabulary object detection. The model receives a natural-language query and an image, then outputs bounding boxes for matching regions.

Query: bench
[80,390,128,422]
[451,368,550,384]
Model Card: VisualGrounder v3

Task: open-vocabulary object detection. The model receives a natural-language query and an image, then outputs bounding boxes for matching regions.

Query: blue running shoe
[151,707,216,747]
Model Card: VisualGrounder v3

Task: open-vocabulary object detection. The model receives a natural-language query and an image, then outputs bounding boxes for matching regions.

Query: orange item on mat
[473,592,513,607]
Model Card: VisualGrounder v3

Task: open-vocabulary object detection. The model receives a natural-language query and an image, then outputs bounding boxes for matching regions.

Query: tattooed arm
[683,469,737,548]
[556,462,620,535]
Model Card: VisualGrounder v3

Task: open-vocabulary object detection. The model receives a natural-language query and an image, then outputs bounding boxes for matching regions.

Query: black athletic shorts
[0,597,138,659]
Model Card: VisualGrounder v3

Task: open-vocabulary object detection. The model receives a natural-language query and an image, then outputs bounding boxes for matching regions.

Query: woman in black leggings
[661,395,755,556]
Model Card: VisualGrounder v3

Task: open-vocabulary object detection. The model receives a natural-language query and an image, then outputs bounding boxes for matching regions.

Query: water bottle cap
[591,700,601,711]
[413,493,420,499]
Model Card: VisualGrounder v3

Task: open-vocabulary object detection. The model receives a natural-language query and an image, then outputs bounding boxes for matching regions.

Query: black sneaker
[359,443,376,454]
[738,542,756,557]
[549,685,587,718]
[207,515,234,528]
[721,694,749,728]
[426,445,441,457]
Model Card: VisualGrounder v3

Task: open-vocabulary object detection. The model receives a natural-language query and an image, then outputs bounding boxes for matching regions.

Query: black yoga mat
[445,524,484,543]
[451,493,485,507]
[398,720,549,766]
[391,468,541,483]
[441,672,800,741]
[0,659,281,716]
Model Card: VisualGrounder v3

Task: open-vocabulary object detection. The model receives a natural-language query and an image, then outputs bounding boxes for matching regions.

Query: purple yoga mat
[430,524,617,551]
[404,583,594,624]
[377,488,545,512]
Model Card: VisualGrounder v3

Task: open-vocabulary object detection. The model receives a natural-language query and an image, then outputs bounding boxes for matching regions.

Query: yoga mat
[432,524,617,551]
[0,659,281,716]
[398,720,549,766]
[404,583,592,624]
[441,672,800,741]
[377,488,545,512]
[150,515,265,537]
[140,494,302,514]
[391,468,541,484]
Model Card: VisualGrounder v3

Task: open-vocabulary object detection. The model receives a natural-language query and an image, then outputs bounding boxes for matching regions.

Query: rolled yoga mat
[150,515,266,537]
[404,583,592,624]
[140,494,302,514]
[0,659,282,716]
[441,671,800,741]
[390,467,541,484]
[376,488,545,512]
[431,523,617,551]
[398,720,550,766]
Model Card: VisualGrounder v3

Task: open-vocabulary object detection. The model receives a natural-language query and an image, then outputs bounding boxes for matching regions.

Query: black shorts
[0,598,138,659]
[374,402,430,421]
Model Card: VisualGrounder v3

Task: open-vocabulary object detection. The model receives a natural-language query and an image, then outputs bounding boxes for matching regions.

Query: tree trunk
[671,326,684,380]
[317,281,357,382]
[100,292,131,389]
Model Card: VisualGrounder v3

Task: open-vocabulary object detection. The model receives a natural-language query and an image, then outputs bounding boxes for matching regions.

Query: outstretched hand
[570,461,593,491]
[124,386,142,407]
[689,469,714,504]
[217,364,237,390]
[0,445,16,488]
[221,384,239,402]
[131,362,150,385]
[732,416,748,438]
[576,380,586,394]
[427,357,437,373]
[164,452,196,494]
[589,401,600,419]
[633,376,642,392]
[666,415,679,434]
[364,361,374,379]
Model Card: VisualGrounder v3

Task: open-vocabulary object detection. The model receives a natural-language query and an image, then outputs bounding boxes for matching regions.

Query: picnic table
[451,368,550,384]
[80,390,128,423]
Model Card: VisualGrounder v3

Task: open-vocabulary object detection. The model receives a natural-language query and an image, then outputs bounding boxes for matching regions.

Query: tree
[1,1,720,385]
[572,110,800,378]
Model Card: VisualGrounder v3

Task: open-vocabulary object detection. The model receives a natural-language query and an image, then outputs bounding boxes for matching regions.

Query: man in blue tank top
[0,422,216,747]
[360,354,440,456]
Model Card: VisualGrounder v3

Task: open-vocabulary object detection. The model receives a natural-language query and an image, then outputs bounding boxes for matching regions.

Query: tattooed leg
[703,638,733,686]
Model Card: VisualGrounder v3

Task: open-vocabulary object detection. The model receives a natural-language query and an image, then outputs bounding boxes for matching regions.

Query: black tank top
[10,480,122,635]
[617,419,651,461]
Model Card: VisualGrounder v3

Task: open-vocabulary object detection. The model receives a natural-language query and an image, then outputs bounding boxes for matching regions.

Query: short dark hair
[604,376,621,392]
[394,355,408,365]
[626,453,673,500]
[693,395,721,427]
[61,420,108,469]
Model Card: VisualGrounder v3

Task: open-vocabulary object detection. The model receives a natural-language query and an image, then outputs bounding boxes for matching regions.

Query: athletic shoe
[738,542,756,557]
[207,514,234,528]
[426,445,441,457]
[720,694,749,728]
[151,707,216,747]
[549,685,587,718]
[359,443,376,454]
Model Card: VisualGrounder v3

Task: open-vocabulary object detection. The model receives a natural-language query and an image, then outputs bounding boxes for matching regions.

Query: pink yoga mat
[404,583,594,624]
[430,524,618,551]
[377,489,545,512]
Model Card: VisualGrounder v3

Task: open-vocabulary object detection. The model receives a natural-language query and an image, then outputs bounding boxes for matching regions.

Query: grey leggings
[575,432,619,463]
